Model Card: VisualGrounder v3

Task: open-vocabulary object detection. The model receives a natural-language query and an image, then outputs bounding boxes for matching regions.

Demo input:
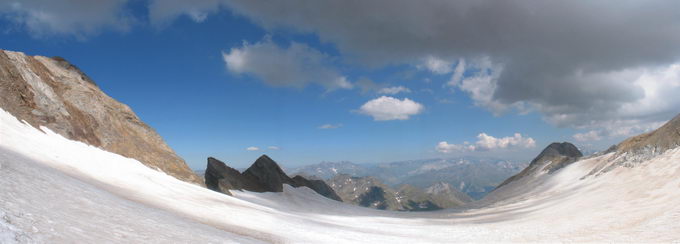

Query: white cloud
[246,146,259,151]
[0,0,133,37]
[435,141,475,154]
[358,96,424,121]
[436,133,536,153]
[418,56,453,74]
[318,124,342,129]
[267,146,280,150]
[377,86,411,95]
[222,38,353,91]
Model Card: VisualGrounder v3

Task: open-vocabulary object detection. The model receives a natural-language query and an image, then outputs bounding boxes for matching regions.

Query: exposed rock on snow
[587,112,680,176]
[0,49,201,184]
[205,156,342,201]
[495,142,582,190]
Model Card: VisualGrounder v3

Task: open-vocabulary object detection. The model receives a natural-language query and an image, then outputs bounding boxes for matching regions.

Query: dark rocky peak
[205,156,342,201]
[531,142,583,166]
[495,142,582,190]
[242,154,294,192]
[205,157,252,195]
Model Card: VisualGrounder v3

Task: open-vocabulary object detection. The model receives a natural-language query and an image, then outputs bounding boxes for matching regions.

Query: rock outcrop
[615,113,680,156]
[495,142,582,189]
[205,155,342,201]
[586,112,680,175]
[0,50,201,184]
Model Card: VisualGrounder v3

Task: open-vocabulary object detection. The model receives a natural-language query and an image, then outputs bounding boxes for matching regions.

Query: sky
[1,0,679,169]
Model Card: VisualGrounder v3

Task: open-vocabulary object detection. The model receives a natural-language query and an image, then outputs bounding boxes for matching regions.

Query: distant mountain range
[327,174,471,211]
[290,158,527,200]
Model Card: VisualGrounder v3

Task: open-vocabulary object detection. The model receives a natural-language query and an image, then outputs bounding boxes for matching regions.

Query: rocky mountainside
[328,174,471,211]
[291,158,527,199]
[0,50,201,184]
[586,112,680,176]
[205,155,342,201]
[495,142,582,190]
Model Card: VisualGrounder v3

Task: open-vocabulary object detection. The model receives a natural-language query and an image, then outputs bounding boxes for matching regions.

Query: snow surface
[1,107,680,243]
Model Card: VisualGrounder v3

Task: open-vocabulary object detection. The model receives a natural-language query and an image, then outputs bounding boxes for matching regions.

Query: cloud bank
[436,133,536,153]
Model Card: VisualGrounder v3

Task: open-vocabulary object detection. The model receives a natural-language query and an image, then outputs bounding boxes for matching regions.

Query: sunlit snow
[1,108,679,243]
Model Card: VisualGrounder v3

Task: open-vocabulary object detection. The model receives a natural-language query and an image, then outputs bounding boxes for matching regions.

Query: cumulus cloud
[377,86,411,95]
[222,38,353,91]
[0,0,133,37]
[318,123,342,129]
[436,133,536,153]
[246,146,259,151]
[358,96,424,121]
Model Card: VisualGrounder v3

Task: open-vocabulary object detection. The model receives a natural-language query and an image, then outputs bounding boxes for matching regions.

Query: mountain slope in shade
[0,49,201,184]
[2,108,680,242]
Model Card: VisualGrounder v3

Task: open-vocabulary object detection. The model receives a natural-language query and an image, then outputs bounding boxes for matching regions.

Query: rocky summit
[205,155,342,201]
[0,50,201,184]
[495,142,582,190]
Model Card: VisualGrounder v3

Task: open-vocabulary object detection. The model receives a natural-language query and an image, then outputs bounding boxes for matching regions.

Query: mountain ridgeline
[205,155,342,201]
[328,174,472,211]
[291,158,527,200]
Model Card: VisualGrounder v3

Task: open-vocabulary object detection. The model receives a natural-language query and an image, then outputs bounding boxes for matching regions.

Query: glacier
[1,107,680,243]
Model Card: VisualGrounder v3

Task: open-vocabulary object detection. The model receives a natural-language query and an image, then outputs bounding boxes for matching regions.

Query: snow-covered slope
[2,107,680,242]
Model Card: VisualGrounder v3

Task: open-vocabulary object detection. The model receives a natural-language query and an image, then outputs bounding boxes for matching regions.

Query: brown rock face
[0,49,202,184]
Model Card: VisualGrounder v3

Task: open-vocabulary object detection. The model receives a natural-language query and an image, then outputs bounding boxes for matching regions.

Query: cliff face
[0,49,201,184]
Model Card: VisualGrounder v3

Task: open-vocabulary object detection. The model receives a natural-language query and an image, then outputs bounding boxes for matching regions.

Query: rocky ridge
[0,50,201,184]
[205,155,342,201]
[587,112,680,175]
[495,142,582,190]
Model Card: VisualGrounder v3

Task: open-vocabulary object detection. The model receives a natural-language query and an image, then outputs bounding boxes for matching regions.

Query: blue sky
[2,1,679,169]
